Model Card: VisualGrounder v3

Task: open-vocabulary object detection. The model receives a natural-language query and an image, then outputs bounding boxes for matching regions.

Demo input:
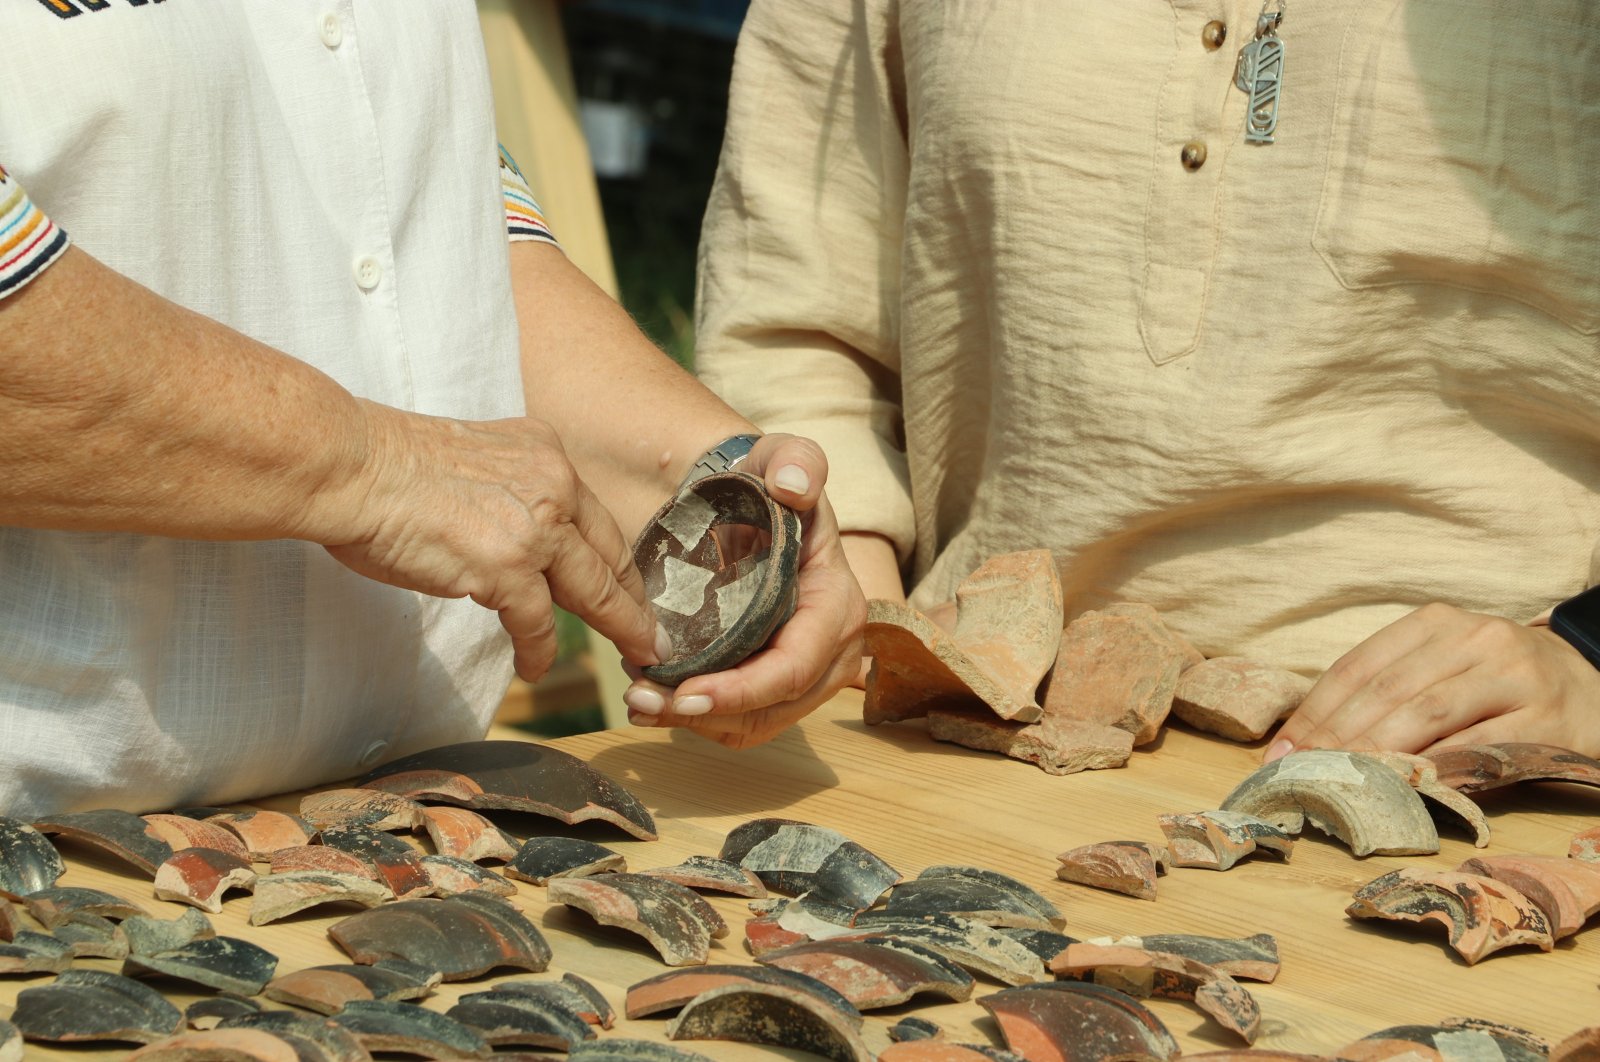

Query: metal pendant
[1236,1,1286,144]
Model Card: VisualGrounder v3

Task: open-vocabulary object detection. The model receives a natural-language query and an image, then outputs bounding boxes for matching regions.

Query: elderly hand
[1266,602,1600,761]
[620,433,868,750]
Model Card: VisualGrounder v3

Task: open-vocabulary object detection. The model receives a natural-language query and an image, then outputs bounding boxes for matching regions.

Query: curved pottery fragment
[328,893,551,980]
[418,806,519,864]
[183,994,264,1031]
[666,982,874,1062]
[314,826,431,900]
[1423,742,1600,795]
[449,990,598,1050]
[489,972,616,1028]
[638,855,767,898]
[249,870,392,926]
[207,810,314,859]
[140,815,251,861]
[569,1037,717,1062]
[125,1028,303,1062]
[1457,853,1600,940]
[1367,751,1491,848]
[757,937,974,1009]
[19,885,145,928]
[1158,810,1294,871]
[1571,826,1600,863]
[1220,749,1440,856]
[122,908,215,956]
[1347,868,1554,964]
[124,935,279,996]
[333,999,491,1059]
[12,969,184,1044]
[506,836,627,885]
[997,927,1078,964]
[154,849,258,914]
[1103,933,1279,982]
[888,1016,945,1043]
[885,865,1064,930]
[218,1011,370,1062]
[267,845,382,881]
[1041,602,1197,745]
[0,930,72,975]
[977,981,1180,1062]
[0,816,65,896]
[625,963,861,1022]
[1048,942,1260,1043]
[31,809,174,876]
[420,854,517,898]
[264,960,441,1014]
[720,818,899,909]
[1553,1026,1600,1062]
[1171,656,1311,742]
[1055,840,1166,900]
[880,1045,1025,1062]
[355,739,657,841]
[1338,1022,1548,1062]
[548,873,727,966]
[926,709,1134,776]
[842,915,1050,985]
[51,911,130,959]
[299,789,427,833]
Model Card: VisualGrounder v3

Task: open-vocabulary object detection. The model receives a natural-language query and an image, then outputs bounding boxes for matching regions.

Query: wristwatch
[1550,584,1600,669]
[680,433,761,488]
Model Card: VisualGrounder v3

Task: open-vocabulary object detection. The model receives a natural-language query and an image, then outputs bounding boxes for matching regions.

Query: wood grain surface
[3,689,1596,1058]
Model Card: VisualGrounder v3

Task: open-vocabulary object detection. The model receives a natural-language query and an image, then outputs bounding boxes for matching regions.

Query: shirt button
[320,12,343,49]
[1180,141,1208,171]
[353,254,382,291]
[1201,20,1227,50]
[358,740,389,767]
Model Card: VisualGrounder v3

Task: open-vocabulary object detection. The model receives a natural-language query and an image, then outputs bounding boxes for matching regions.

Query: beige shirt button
[1180,141,1208,171]
[353,254,382,290]
[320,12,343,49]
[1201,20,1227,50]
[358,740,389,767]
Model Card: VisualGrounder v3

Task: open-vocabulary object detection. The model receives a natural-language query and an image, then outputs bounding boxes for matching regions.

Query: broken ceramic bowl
[490,972,616,1028]
[217,1010,370,1062]
[31,809,174,876]
[0,930,73,975]
[328,893,551,980]
[153,848,258,913]
[841,914,1050,986]
[206,809,314,859]
[0,816,65,896]
[17,885,145,927]
[666,982,874,1062]
[548,872,727,966]
[1346,868,1554,964]
[448,990,598,1051]
[1456,853,1600,941]
[249,870,392,926]
[977,981,1180,1062]
[1220,749,1440,856]
[1423,742,1600,794]
[418,805,520,864]
[1099,933,1279,982]
[300,789,427,833]
[420,854,517,898]
[124,935,279,996]
[140,814,250,861]
[719,818,899,909]
[11,969,184,1044]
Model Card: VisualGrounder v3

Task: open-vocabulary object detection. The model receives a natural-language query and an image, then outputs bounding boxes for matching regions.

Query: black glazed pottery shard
[31,809,174,876]
[333,999,492,1059]
[978,981,1180,1062]
[491,972,617,1027]
[355,739,658,841]
[666,982,874,1062]
[1109,933,1279,982]
[889,1016,944,1043]
[570,1038,717,1062]
[505,836,627,885]
[316,826,431,899]
[844,914,1050,985]
[1341,1024,1547,1062]
[328,894,551,980]
[0,815,65,895]
[639,855,767,897]
[19,885,146,927]
[12,969,184,1044]
[719,818,899,909]
[0,929,72,974]
[547,872,727,966]
[449,991,598,1050]
[625,964,862,1023]
[52,911,130,959]
[757,937,975,1009]
[635,470,803,685]
[885,866,1065,930]
[264,960,442,1014]
[218,1011,371,1062]
[122,908,216,956]
[124,934,280,996]
[996,928,1078,963]
[183,994,263,1030]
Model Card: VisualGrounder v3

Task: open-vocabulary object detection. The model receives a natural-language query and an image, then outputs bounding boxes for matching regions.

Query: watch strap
[681,433,761,488]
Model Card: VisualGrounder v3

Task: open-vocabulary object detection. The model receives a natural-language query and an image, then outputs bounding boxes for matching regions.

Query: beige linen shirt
[696,0,1600,674]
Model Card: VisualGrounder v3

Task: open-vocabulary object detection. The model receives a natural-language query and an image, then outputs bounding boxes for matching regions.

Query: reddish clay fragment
[316,826,432,899]
[125,1028,300,1062]
[1339,1023,1546,1062]
[1048,942,1260,1043]
[328,893,551,980]
[216,1011,369,1062]
[31,809,173,876]
[549,873,727,966]
[625,964,860,1022]
[355,739,658,841]
[1055,841,1165,899]
[1347,868,1554,964]
[419,806,519,863]
[0,815,65,896]
[885,865,1064,930]
[928,708,1134,775]
[721,819,900,909]
[1105,933,1279,982]
[978,981,1180,1062]
[19,885,145,927]
[1171,657,1310,742]
[207,810,314,859]
[667,982,874,1062]
[267,844,380,880]
[141,815,251,861]
[758,937,973,1009]
[249,870,390,926]
[300,789,426,833]
[0,930,72,974]
[1458,853,1600,940]
[1424,743,1600,794]
[1041,603,1192,745]
[744,913,810,955]
[12,969,184,1043]
[264,960,440,1014]
[420,854,517,898]
[1570,827,1600,863]
[1553,1027,1600,1062]
[154,848,258,914]
[840,915,1049,986]
[506,836,627,885]
[880,1045,1021,1062]
[639,855,767,897]
[1159,810,1294,871]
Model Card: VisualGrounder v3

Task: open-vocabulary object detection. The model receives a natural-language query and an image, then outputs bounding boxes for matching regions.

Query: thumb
[744,432,828,512]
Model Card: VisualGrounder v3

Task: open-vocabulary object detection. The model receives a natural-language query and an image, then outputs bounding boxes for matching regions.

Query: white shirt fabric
[0,1,524,817]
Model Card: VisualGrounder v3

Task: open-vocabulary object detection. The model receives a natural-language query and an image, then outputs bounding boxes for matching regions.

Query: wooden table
[5,690,1597,1058]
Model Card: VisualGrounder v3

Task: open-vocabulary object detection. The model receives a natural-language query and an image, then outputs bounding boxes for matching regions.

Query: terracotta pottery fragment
[997,928,1078,962]
[625,963,861,1022]
[448,990,597,1050]
[884,865,1064,930]
[183,994,263,1030]
[0,1020,17,1062]
[1040,603,1192,745]
[489,972,617,1028]
[927,708,1135,776]
[249,870,392,926]
[418,806,519,864]
[1457,853,1600,940]
[141,814,251,861]
[11,968,184,1044]
[1553,1027,1600,1062]
[639,855,767,897]
[267,844,382,880]
[51,911,130,959]
[1103,933,1279,982]
[1055,840,1166,900]
[218,1011,370,1062]
[864,551,1063,725]
[124,934,280,996]
[154,848,258,913]
[1188,1054,1325,1062]
[841,915,1050,985]
[1158,810,1294,871]
[18,885,146,927]
[1220,749,1440,856]
[318,827,432,900]
[0,929,72,974]
[1347,868,1555,963]
[1571,826,1600,863]
[1424,742,1600,795]
[264,960,441,1014]
[420,854,517,898]
[331,999,491,1058]
[977,981,1180,1062]
[1048,942,1260,1043]
[666,982,875,1062]
[758,937,974,1008]
[506,835,627,885]
[1367,751,1492,848]
[1338,1023,1547,1062]
[0,815,65,896]
[1435,1017,1550,1057]
[548,872,727,966]
[889,1016,945,1043]
[125,1027,301,1062]
[31,808,174,876]
[300,789,427,833]
[569,1038,716,1062]
[1171,657,1311,742]
[207,810,315,860]
[720,818,900,908]
[879,1044,1025,1062]
[122,908,216,955]
[328,893,551,980]
[356,738,658,840]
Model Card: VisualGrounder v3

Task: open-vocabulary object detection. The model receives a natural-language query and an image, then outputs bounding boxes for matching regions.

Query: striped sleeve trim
[0,165,69,299]
[499,143,557,246]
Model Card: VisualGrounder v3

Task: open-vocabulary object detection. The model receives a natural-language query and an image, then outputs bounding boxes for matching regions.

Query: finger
[543,521,661,667]
[621,675,674,723]
[1355,666,1507,753]
[568,477,651,612]
[489,572,559,682]
[744,433,828,511]
[1285,637,1481,756]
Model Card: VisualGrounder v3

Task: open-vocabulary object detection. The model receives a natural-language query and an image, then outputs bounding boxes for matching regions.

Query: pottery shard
[506,836,627,885]
[1055,841,1166,900]
[420,854,517,898]
[1041,603,1192,745]
[1554,1027,1600,1062]
[721,819,900,909]
[757,937,974,1009]
[207,810,314,860]
[183,995,263,1031]
[140,815,251,861]
[249,870,392,926]
[1048,943,1260,1044]
[864,608,1043,726]
[625,964,862,1022]
[0,815,65,896]
[1572,826,1600,862]
[490,973,617,1028]
[1339,1023,1548,1062]
[52,912,130,959]
[448,991,597,1050]
[889,1017,945,1043]
[977,981,1181,1062]
[1158,810,1294,871]
[329,893,551,980]
[548,873,726,967]
[1424,742,1600,794]
[122,908,216,956]
[19,885,145,927]
[1171,657,1311,742]
[300,789,427,832]
[638,855,767,898]
[1347,868,1554,964]
[1368,751,1492,848]
[928,708,1134,775]
[332,998,492,1059]
[570,1039,718,1062]
[1102,933,1279,982]
[264,960,441,1015]
[666,982,875,1062]
[842,915,1050,986]
[125,1028,301,1062]
[896,865,1065,931]
[418,806,519,863]
[12,969,185,1044]
[154,849,258,913]
[1457,853,1600,940]
[123,935,280,996]
[880,1045,1022,1062]
[31,809,174,877]
[267,844,382,881]
[0,930,72,974]
[217,1011,370,1062]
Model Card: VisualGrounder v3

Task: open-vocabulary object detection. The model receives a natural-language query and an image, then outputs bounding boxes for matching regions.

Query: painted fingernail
[674,694,714,716]
[654,623,674,664]
[625,687,666,716]
[774,464,810,495]
[1264,737,1294,763]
